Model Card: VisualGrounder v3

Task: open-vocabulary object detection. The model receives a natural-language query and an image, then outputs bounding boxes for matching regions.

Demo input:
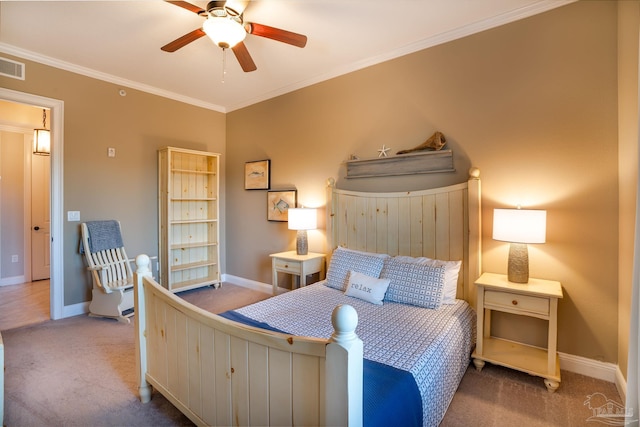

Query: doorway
[0,88,64,320]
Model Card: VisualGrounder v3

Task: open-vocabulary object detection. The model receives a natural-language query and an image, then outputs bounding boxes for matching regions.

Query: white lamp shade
[288,208,317,231]
[493,208,546,244]
[203,16,246,48]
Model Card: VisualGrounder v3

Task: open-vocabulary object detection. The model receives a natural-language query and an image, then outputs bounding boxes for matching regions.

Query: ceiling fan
[161,0,308,72]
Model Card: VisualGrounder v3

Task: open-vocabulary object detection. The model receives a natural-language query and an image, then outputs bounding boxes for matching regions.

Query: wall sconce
[493,208,546,283]
[33,109,50,155]
[288,208,317,255]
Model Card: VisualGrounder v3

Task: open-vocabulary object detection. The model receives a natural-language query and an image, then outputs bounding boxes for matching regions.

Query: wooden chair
[80,221,134,323]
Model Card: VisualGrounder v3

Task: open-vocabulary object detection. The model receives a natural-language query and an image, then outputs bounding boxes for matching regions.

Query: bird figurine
[396,131,446,154]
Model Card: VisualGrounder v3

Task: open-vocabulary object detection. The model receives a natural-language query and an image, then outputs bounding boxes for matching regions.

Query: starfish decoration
[378,144,390,158]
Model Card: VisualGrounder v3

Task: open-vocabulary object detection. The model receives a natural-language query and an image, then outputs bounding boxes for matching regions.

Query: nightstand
[269,251,326,295]
[471,272,563,392]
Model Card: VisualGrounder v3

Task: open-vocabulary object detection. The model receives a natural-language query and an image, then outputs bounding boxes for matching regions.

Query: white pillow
[325,247,389,291]
[392,256,461,304]
[344,271,391,305]
[381,258,447,309]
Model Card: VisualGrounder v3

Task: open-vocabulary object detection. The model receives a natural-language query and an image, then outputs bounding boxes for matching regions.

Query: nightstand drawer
[485,290,549,316]
[274,259,301,274]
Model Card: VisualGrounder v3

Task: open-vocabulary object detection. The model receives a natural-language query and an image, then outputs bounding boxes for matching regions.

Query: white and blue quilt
[224,282,475,427]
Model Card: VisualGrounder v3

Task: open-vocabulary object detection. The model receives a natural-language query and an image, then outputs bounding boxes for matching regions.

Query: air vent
[0,57,25,80]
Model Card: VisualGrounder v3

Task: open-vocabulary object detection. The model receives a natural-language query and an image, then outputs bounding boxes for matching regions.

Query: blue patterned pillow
[381,258,447,309]
[325,247,388,291]
[392,256,461,304]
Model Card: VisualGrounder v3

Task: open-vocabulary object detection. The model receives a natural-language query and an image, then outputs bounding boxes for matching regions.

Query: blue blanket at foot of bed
[220,310,422,427]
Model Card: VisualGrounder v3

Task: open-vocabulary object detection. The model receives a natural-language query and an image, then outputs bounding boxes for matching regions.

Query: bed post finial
[469,167,480,179]
[326,304,363,427]
[135,254,151,276]
[331,304,358,341]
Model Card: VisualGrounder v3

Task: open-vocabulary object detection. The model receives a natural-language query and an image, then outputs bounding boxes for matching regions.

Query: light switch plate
[68,211,80,221]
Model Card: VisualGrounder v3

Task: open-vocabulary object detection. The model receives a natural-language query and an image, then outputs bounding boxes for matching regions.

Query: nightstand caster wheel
[472,358,485,372]
[544,378,560,393]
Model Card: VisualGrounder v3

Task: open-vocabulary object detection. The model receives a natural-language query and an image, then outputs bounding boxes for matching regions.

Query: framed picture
[245,159,270,190]
[267,190,297,222]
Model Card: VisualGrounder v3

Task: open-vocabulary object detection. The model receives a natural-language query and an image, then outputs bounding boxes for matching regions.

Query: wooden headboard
[327,168,482,305]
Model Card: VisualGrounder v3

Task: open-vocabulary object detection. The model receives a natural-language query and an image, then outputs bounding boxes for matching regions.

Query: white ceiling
[0,0,573,112]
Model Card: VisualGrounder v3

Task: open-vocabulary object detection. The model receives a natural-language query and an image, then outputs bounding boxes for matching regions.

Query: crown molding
[0,43,227,113]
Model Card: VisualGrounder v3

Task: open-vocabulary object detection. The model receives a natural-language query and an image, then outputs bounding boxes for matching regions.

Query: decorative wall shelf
[345,149,454,179]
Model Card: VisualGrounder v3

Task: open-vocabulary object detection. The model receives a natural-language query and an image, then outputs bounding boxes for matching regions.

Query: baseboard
[615,365,627,403]
[559,352,617,382]
[0,275,26,286]
[223,274,272,294]
[60,276,271,319]
[62,301,89,318]
[560,352,627,399]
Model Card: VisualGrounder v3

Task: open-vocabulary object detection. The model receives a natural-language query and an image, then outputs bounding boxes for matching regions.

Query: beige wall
[226,1,621,362]
[617,1,640,378]
[0,130,25,278]
[0,57,226,305]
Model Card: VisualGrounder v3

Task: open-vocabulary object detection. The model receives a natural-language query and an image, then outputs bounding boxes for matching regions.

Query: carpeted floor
[2,283,623,426]
[441,363,622,426]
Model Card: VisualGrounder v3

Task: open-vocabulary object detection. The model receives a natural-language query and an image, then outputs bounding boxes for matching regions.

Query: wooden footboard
[134,254,363,427]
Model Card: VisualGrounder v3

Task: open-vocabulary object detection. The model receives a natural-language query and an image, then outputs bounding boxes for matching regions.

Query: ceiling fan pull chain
[221,47,227,83]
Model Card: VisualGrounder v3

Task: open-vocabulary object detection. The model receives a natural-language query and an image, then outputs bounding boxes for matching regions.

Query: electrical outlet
[108,147,116,157]
[11,255,18,263]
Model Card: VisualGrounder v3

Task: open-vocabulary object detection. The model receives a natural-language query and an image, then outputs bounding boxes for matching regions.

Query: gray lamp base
[296,230,308,255]
[508,242,529,283]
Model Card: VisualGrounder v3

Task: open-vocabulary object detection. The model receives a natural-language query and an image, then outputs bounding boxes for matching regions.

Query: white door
[31,153,50,281]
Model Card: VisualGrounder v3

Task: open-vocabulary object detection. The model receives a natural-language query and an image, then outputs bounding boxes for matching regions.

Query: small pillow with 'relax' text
[344,271,391,305]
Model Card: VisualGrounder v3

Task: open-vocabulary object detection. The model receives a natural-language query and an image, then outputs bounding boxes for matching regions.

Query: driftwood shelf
[345,149,454,179]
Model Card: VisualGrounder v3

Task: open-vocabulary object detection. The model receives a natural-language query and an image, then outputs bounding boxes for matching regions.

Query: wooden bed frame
[134,168,482,426]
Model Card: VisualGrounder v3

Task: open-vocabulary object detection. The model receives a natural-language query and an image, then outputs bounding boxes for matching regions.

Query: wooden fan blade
[246,23,307,48]
[161,28,206,52]
[232,42,257,72]
[165,1,206,15]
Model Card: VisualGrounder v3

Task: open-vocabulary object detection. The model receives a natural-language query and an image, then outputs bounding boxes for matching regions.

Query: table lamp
[288,208,317,255]
[493,208,546,283]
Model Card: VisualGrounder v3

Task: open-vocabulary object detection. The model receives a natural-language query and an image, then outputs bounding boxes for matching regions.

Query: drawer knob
[284,264,289,268]
[512,300,518,306]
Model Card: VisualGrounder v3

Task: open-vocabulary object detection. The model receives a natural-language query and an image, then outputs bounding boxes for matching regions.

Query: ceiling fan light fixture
[203,15,246,49]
